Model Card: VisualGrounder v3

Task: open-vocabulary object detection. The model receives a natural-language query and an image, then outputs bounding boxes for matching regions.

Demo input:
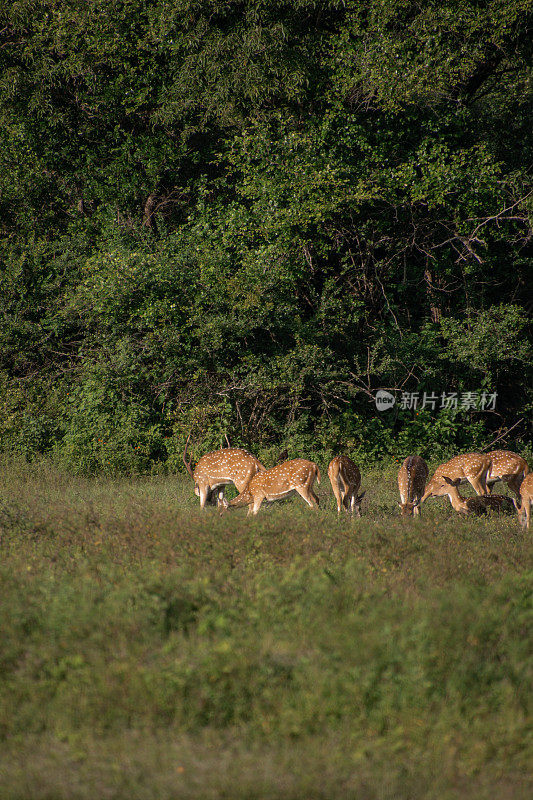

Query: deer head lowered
[513,472,533,529]
[421,453,491,503]
[222,458,321,516]
[425,475,515,516]
[397,455,429,516]
[327,455,365,516]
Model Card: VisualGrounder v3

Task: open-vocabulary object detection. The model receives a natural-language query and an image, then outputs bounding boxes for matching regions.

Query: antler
[183,433,194,479]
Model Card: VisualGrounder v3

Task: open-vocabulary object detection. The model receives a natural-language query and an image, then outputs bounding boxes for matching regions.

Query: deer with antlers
[397,455,429,516]
[327,456,365,516]
[424,476,514,516]
[486,450,529,500]
[223,458,321,516]
[421,453,491,504]
[183,436,265,509]
[513,472,533,529]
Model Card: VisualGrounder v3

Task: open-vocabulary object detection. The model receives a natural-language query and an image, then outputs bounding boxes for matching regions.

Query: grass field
[0,456,531,799]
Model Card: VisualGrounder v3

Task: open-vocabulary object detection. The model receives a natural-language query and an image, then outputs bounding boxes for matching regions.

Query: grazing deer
[421,453,491,503]
[513,472,533,529]
[224,459,321,516]
[327,456,365,516]
[183,436,265,509]
[486,450,529,500]
[430,477,515,516]
[397,455,429,516]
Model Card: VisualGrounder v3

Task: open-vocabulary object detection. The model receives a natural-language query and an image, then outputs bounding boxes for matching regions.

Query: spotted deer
[183,436,265,509]
[224,459,321,516]
[513,472,533,529]
[421,453,491,503]
[486,450,529,500]
[430,476,515,516]
[397,455,429,516]
[327,456,365,516]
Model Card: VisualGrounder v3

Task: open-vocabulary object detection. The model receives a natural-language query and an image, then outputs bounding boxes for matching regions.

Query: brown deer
[327,456,365,516]
[397,455,429,516]
[183,436,265,509]
[421,453,491,504]
[430,476,515,516]
[224,459,321,516]
[513,472,533,529]
[486,450,529,500]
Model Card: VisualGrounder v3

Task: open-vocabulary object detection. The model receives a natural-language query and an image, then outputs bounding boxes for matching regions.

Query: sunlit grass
[0,455,531,799]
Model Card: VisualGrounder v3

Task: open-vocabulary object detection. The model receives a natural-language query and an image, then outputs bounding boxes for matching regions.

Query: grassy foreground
[0,457,532,800]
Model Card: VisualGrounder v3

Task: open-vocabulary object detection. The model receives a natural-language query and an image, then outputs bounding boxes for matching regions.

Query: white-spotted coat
[397,455,429,516]
[421,452,491,502]
[185,446,265,509]
[514,472,533,529]
[227,459,321,516]
[327,455,365,516]
[486,450,529,500]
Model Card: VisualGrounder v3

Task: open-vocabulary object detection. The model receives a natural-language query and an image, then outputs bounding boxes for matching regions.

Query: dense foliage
[1,1,532,472]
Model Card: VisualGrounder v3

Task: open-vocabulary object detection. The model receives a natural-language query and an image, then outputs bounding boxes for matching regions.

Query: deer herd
[183,437,532,528]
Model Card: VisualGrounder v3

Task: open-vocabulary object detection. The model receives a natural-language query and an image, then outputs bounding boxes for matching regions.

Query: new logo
[375,390,396,411]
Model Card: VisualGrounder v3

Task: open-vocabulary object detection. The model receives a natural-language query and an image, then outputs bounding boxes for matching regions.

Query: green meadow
[0,457,531,799]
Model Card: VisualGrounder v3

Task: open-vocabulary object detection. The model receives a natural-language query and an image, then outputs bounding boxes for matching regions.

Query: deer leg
[469,479,483,495]
[215,487,226,507]
[310,488,320,507]
[295,485,318,509]
[517,501,527,529]
[344,486,361,516]
[507,475,524,502]
[251,494,264,515]
[236,466,255,494]
[470,468,489,496]
[308,476,320,508]
[198,484,210,509]
[479,463,490,495]
[229,491,251,509]
[340,476,353,513]
[353,490,365,518]
[330,477,343,514]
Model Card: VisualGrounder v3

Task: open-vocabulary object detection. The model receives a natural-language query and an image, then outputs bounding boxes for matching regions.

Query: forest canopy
[1,0,532,473]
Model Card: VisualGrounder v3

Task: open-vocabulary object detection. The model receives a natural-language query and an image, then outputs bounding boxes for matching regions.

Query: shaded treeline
[0,1,532,473]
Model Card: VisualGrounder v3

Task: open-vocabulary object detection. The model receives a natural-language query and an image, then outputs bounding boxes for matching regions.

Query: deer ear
[442,475,460,487]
